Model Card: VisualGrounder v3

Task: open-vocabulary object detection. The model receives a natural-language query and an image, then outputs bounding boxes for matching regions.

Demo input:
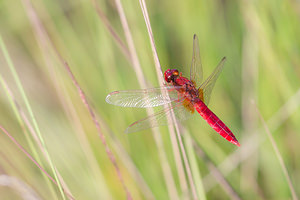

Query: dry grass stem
[98,119,155,199]
[0,34,67,199]
[254,104,298,200]
[0,175,41,200]
[138,0,198,199]
[114,0,147,87]
[114,0,179,198]
[0,126,74,200]
[0,56,74,199]
[240,1,259,193]
[19,0,132,198]
[193,142,241,200]
[92,0,131,62]
[62,61,132,200]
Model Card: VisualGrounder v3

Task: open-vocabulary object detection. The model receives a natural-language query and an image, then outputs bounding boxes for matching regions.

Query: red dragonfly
[106,34,240,147]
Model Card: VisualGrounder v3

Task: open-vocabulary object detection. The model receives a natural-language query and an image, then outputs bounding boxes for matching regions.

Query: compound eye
[173,70,179,76]
[165,74,172,82]
[166,75,170,81]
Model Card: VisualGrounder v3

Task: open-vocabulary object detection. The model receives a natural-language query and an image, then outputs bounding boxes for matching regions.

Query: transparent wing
[190,34,203,86]
[106,86,183,108]
[125,100,195,133]
[200,57,226,105]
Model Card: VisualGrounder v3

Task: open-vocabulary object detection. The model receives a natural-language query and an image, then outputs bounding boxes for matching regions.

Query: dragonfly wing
[190,34,203,86]
[200,57,226,105]
[125,100,195,133]
[106,86,183,108]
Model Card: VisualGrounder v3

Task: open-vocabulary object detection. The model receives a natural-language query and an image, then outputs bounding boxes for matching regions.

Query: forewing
[190,34,203,86]
[125,100,195,133]
[200,57,226,105]
[106,86,183,108]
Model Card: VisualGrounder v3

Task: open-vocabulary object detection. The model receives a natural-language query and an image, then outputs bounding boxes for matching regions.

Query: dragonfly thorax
[180,82,200,103]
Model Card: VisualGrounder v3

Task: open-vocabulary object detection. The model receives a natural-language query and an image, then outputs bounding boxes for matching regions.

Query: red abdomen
[194,100,240,147]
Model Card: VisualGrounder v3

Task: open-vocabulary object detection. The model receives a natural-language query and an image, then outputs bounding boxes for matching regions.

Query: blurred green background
[0,0,300,199]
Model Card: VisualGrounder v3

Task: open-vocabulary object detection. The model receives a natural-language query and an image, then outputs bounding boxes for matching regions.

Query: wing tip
[125,122,139,134]
[105,94,112,104]
[105,96,110,104]
[105,91,120,104]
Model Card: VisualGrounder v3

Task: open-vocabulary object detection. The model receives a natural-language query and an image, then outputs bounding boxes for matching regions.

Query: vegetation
[0,0,299,199]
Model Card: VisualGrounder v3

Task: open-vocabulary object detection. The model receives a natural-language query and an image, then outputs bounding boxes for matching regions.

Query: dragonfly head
[164,69,179,83]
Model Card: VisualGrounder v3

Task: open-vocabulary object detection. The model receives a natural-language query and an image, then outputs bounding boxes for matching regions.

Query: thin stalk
[18,0,133,198]
[63,61,132,200]
[0,35,66,200]
[138,0,198,199]
[114,0,179,198]
[92,0,131,62]
[240,0,259,194]
[193,141,241,200]
[183,128,206,200]
[254,104,298,200]
[98,117,155,199]
[0,175,41,200]
[0,125,74,200]
[0,74,73,199]
[0,75,60,200]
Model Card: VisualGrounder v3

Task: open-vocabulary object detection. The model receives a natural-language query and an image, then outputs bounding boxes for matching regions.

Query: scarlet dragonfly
[106,34,240,147]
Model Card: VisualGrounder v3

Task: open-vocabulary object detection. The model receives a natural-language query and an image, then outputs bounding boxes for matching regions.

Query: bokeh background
[0,0,300,199]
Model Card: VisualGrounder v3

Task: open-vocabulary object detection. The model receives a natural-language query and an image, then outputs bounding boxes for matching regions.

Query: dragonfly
[106,34,240,147]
